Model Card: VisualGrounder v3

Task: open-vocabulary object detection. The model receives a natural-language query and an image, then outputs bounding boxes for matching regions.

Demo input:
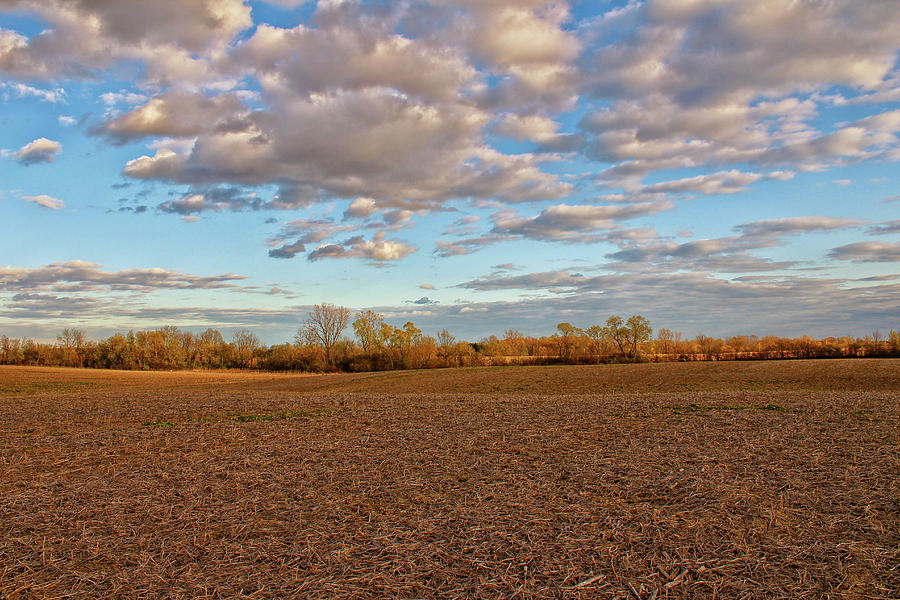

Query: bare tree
[436,329,456,349]
[657,328,675,355]
[871,329,882,355]
[57,328,86,367]
[232,329,260,368]
[298,303,350,363]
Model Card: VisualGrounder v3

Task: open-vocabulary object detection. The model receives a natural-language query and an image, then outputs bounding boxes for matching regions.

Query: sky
[1,0,898,344]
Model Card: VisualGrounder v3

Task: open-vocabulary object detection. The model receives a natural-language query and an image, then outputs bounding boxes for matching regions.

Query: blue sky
[1,0,898,343]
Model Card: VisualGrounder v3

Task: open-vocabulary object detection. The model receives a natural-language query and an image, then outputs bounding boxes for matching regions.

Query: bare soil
[1,360,897,599]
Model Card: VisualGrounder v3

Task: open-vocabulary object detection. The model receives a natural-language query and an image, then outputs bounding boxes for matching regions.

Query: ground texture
[1,360,898,599]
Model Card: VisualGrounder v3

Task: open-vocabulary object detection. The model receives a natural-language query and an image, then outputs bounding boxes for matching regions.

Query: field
[0,360,897,599]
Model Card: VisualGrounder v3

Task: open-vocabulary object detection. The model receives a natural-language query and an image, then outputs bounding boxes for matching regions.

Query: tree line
[1,303,897,371]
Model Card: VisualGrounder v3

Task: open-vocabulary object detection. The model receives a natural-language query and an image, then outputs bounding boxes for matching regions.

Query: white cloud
[95,90,247,143]
[121,88,569,207]
[308,231,417,262]
[1,81,65,102]
[344,197,378,219]
[99,91,149,107]
[23,194,63,210]
[10,137,62,165]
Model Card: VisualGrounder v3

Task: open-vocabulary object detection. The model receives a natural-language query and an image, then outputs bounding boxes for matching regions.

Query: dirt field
[1,360,897,599]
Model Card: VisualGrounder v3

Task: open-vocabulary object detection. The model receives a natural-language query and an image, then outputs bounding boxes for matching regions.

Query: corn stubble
[0,359,897,599]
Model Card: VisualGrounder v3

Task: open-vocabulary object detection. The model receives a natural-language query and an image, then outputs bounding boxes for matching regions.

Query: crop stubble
[0,360,897,599]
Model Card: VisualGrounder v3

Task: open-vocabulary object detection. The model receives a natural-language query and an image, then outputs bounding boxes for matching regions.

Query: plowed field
[1,360,897,599]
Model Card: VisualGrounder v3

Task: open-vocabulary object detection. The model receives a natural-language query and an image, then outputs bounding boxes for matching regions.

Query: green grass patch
[185,415,212,424]
[142,418,175,428]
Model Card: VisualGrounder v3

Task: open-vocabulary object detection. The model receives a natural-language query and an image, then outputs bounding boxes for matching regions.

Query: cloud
[121,88,569,208]
[158,188,263,214]
[94,90,248,144]
[57,115,76,126]
[405,296,439,305]
[637,170,769,196]
[10,137,61,165]
[604,216,865,273]
[0,0,897,310]
[584,1,900,101]
[344,197,378,219]
[866,220,900,236]
[0,0,252,84]
[23,194,63,210]
[493,113,583,150]
[578,1,900,189]
[267,217,417,261]
[443,269,900,337]
[99,90,149,107]
[0,260,246,292]
[267,240,307,259]
[828,242,900,263]
[419,283,436,290]
[490,200,673,242]
[308,232,417,262]
[1,81,65,102]
[734,217,865,238]
[267,218,356,259]
[234,19,477,103]
[434,234,513,257]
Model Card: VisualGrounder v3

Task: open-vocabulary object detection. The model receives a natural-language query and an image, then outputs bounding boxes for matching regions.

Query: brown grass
[1,359,897,599]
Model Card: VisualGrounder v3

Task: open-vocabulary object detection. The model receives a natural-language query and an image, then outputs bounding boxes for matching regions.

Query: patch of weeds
[762,403,787,411]
[851,409,881,422]
[143,418,175,428]
[185,415,212,424]
[232,410,315,423]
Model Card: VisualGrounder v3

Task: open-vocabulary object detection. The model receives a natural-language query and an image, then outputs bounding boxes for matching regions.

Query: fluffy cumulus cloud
[94,91,249,144]
[120,89,568,209]
[0,0,250,83]
[580,1,900,185]
[308,231,417,262]
[8,137,61,165]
